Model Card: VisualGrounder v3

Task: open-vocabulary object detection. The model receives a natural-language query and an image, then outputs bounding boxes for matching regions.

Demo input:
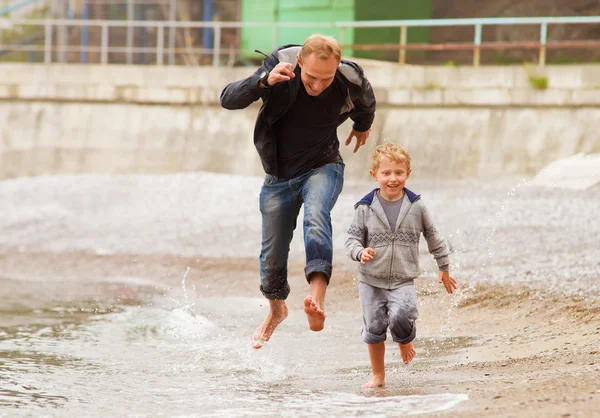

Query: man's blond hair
[371,143,412,172]
[301,34,341,62]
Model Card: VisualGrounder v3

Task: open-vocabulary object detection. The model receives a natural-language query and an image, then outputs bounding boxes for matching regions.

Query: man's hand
[360,248,376,264]
[260,63,295,88]
[438,271,457,294]
[344,128,371,153]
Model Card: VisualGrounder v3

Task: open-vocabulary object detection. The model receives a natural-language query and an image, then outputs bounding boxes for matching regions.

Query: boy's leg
[364,342,386,388]
[300,162,344,331]
[388,285,419,364]
[253,175,301,348]
[358,282,389,388]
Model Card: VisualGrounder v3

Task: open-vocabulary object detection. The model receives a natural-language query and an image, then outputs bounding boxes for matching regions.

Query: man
[220,34,376,348]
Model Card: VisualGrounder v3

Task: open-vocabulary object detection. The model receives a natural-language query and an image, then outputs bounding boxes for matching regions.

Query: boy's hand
[360,248,376,264]
[438,271,457,294]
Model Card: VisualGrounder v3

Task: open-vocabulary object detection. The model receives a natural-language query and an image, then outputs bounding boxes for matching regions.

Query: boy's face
[370,158,411,202]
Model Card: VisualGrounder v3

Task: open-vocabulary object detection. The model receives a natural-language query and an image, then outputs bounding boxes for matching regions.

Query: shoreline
[1,249,599,417]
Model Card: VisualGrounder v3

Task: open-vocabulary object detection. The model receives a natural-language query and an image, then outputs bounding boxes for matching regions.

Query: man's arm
[220,49,286,110]
[220,55,297,110]
[219,64,270,110]
[349,75,376,133]
[340,61,376,152]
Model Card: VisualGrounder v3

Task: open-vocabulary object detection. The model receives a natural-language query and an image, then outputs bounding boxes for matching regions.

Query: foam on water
[204,391,469,417]
[0,280,468,417]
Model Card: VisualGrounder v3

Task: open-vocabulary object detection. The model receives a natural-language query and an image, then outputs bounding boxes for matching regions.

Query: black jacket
[220,44,377,175]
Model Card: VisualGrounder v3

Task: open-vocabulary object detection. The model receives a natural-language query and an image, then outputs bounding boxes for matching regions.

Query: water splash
[430,180,528,339]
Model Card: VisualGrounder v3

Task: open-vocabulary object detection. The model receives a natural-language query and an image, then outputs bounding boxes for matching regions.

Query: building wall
[1,62,599,181]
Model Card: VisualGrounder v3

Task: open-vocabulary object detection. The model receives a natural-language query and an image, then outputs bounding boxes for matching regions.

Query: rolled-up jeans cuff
[304,259,332,285]
[392,326,416,345]
[361,328,386,344]
[259,283,290,300]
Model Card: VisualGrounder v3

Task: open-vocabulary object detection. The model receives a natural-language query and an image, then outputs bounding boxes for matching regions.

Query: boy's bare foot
[361,375,385,389]
[399,342,416,364]
[251,300,288,349]
[303,296,326,331]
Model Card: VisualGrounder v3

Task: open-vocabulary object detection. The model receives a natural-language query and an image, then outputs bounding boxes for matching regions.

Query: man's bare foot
[251,301,288,349]
[399,342,416,364]
[303,296,326,331]
[361,375,385,389]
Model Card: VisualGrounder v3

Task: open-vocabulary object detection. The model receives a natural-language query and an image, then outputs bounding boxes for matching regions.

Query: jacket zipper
[389,239,395,288]
[386,199,413,288]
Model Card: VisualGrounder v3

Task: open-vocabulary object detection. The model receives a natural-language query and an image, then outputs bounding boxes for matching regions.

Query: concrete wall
[1,62,599,181]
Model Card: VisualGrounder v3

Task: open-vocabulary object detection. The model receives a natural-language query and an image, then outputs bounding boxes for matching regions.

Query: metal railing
[1,16,600,66]
[0,0,46,16]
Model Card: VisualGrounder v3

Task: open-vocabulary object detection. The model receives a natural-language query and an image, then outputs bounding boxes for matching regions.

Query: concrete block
[28,147,58,176]
[449,67,516,89]
[571,90,600,106]
[136,106,189,152]
[0,150,29,178]
[443,89,510,106]
[510,89,573,106]
[387,89,411,105]
[86,104,141,150]
[83,149,137,174]
[134,149,185,173]
[51,147,84,174]
[0,84,17,99]
[410,88,444,105]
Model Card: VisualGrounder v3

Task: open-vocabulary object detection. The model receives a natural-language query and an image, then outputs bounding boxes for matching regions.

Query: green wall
[354,0,432,61]
[241,0,355,60]
[240,0,432,62]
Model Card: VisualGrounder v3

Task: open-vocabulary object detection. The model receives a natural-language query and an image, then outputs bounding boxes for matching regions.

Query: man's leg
[251,300,288,349]
[253,175,301,348]
[303,272,328,331]
[301,163,344,331]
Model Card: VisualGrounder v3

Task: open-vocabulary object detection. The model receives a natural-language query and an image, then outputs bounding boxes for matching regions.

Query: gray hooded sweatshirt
[345,188,451,289]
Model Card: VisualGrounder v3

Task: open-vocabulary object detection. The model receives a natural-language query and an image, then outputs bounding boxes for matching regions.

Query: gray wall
[1,62,599,181]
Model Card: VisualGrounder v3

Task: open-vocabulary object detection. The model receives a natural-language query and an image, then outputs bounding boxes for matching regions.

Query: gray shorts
[358,281,419,345]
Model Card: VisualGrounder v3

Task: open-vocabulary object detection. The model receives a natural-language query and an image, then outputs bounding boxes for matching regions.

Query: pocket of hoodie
[392,243,419,277]
[358,242,392,276]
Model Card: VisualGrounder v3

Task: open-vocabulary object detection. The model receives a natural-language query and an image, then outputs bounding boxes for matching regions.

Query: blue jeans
[258,162,345,300]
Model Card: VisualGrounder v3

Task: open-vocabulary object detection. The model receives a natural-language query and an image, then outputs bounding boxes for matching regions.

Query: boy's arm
[345,205,367,262]
[421,203,451,271]
[219,54,278,110]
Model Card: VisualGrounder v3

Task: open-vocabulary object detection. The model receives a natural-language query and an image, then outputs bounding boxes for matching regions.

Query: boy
[345,143,457,388]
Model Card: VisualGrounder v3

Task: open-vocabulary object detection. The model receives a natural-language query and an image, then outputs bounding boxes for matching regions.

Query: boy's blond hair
[301,34,342,63]
[371,143,412,172]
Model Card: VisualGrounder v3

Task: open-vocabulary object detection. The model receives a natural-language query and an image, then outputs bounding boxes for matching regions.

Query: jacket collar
[354,187,420,208]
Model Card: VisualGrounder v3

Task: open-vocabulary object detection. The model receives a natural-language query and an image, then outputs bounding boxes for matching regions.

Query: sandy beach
[1,172,598,417]
[1,249,598,417]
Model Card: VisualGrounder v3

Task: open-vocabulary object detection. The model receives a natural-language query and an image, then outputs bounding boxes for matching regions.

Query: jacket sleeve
[345,205,367,262]
[219,54,278,110]
[420,202,451,270]
[350,72,376,133]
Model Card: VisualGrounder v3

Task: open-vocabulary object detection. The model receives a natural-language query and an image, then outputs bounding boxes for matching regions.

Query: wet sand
[2,249,598,417]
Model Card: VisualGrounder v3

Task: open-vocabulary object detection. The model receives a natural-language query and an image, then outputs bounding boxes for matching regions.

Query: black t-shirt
[273,77,346,179]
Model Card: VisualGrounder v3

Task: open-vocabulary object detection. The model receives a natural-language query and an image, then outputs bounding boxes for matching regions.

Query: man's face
[296,53,338,96]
